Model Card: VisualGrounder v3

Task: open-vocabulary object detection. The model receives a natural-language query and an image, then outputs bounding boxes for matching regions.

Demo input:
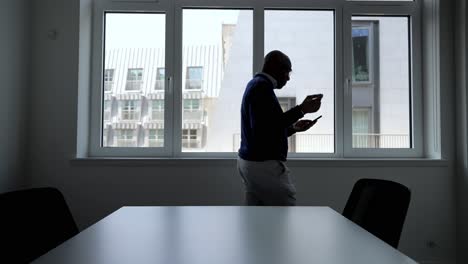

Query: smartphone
[312,94,323,100]
[312,115,323,122]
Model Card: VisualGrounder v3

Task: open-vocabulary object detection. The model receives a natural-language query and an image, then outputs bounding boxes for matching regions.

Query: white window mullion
[253,5,265,74]
[172,2,183,157]
[409,5,423,157]
[343,5,354,158]
[335,4,345,158]
[162,0,175,157]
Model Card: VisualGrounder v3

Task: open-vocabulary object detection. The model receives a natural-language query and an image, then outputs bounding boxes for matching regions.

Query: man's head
[262,50,292,89]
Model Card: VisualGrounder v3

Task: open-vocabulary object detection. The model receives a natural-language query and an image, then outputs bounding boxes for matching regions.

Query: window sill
[70,157,449,168]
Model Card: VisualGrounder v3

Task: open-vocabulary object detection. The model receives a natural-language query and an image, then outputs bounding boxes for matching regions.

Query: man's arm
[281,105,304,128]
[286,126,296,137]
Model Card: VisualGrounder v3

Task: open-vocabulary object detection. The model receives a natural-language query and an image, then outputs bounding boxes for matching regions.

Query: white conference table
[34,206,417,264]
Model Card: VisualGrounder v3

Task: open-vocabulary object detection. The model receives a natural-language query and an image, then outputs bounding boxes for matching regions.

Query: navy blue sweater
[238,74,304,161]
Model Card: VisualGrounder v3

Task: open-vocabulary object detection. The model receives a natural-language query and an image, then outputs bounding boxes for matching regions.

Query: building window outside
[122,100,139,121]
[104,69,114,92]
[155,67,165,90]
[151,100,164,120]
[352,108,372,148]
[103,128,108,147]
[104,100,111,122]
[352,27,371,83]
[126,68,143,91]
[183,99,200,111]
[148,129,164,147]
[182,129,199,149]
[185,66,203,90]
[116,129,136,147]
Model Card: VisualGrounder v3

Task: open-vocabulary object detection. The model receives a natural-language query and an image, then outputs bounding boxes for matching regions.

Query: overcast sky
[105,10,240,49]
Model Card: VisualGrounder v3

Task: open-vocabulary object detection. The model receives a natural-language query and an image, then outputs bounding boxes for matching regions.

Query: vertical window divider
[253,5,265,75]
[172,2,183,157]
[410,5,424,157]
[336,4,345,158]
[342,5,354,157]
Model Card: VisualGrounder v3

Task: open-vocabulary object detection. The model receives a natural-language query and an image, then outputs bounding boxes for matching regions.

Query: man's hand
[293,119,318,132]
[300,94,323,114]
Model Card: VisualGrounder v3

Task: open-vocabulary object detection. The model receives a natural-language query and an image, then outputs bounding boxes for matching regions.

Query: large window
[265,10,335,153]
[182,8,253,153]
[350,16,411,151]
[93,11,169,155]
[90,0,421,158]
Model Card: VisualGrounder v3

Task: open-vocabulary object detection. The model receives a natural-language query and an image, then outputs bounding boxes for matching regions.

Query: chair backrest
[342,178,411,248]
[0,187,79,263]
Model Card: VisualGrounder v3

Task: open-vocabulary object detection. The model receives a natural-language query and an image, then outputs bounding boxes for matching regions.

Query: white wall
[27,0,457,263]
[0,0,30,193]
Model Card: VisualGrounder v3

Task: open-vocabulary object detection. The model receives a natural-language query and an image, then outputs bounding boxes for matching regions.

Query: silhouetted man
[238,50,322,206]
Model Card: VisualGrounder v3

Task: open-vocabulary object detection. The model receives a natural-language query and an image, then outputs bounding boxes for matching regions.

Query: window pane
[182,9,253,152]
[351,16,411,148]
[265,10,335,153]
[103,13,166,148]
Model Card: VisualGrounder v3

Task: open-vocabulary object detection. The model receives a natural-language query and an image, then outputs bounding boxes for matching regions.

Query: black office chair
[0,187,79,263]
[342,178,411,249]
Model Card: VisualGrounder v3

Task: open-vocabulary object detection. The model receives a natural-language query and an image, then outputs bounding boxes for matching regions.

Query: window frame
[89,0,422,158]
[90,0,175,157]
[343,4,422,158]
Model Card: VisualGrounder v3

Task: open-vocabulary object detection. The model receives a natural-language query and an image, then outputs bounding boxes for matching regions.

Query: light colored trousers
[237,157,297,206]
